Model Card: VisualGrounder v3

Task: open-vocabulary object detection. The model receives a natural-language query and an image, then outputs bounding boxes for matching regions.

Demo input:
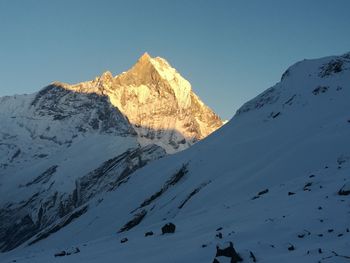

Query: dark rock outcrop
[161,223,176,234]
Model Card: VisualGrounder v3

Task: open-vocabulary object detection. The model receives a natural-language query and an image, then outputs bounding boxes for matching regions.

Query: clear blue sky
[0,0,349,120]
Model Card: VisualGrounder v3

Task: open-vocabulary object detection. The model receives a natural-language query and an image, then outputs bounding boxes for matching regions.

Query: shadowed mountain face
[0,54,222,252]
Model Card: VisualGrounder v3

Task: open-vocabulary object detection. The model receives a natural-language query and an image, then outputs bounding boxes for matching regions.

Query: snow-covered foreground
[1,52,350,262]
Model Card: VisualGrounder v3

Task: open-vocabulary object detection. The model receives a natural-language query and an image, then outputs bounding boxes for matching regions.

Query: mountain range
[0,53,222,252]
[1,52,350,263]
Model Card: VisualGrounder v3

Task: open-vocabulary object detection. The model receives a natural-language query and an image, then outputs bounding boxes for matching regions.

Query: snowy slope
[1,52,350,262]
[0,54,222,252]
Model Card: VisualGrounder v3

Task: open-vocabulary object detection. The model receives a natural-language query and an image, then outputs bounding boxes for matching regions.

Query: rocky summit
[62,52,223,153]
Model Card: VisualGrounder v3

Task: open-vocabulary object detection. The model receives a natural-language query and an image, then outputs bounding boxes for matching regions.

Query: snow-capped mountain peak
[61,53,223,153]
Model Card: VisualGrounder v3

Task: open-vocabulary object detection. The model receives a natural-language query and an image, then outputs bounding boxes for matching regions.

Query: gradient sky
[0,0,350,120]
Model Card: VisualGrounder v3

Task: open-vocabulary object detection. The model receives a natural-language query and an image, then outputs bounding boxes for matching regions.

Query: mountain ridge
[59,52,223,153]
[0,53,222,252]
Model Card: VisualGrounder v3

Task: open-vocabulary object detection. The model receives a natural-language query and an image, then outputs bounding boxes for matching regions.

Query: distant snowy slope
[1,52,350,263]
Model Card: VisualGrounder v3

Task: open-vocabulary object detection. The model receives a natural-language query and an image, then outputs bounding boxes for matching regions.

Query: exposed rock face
[66,52,223,153]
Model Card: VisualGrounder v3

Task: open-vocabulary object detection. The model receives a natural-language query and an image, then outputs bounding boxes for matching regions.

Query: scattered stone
[120,237,128,243]
[338,183,350,196]
[328,229,334,233]
[346,228,349,233]
[297,229,311,238]
[272,112,281,119]
[288,244,295,251]
[145,231,154,237]
[54,251,66,257]
[161,222,176,234]
[318,234,323,237]
[309,174,316,178]
[312,86,329,94]
[252,189,269,200]
[318,206,322,210]
[258,189,269,196]
[216,232,223,239]
[338,233,343,237]
[214,242,243,263]
[303,182,312,191]
[318,248,322,254]
[216,227,223,231]
[288,192,295,196]
[202,244,207,248]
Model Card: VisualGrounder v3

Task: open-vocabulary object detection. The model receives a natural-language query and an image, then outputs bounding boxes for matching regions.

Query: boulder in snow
[214,242,242,263]
[338,183,350,196]
[161,223,176,234]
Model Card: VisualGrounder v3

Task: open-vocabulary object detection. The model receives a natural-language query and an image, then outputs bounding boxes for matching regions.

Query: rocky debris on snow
[161,223,176,234]
[216,232,223,239]
[252,188,269,200]
[144,231,154,237]
[288,244,295,251]
[54,251,66,257]
[28,205,88,246]
[303,182,312,191]
[213,242,243,263]
[178,181,210,209]
[338,182,350,195]
[236,87,279,115]
[283,94,296,106]
[132,164,188,213]
[120,238,128,243]
[297,229,311,238]
[118,210,147,233]
[312,86,329,95]
[319,59,344,77]
[271,112,281,119]
[54,247,80,257]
